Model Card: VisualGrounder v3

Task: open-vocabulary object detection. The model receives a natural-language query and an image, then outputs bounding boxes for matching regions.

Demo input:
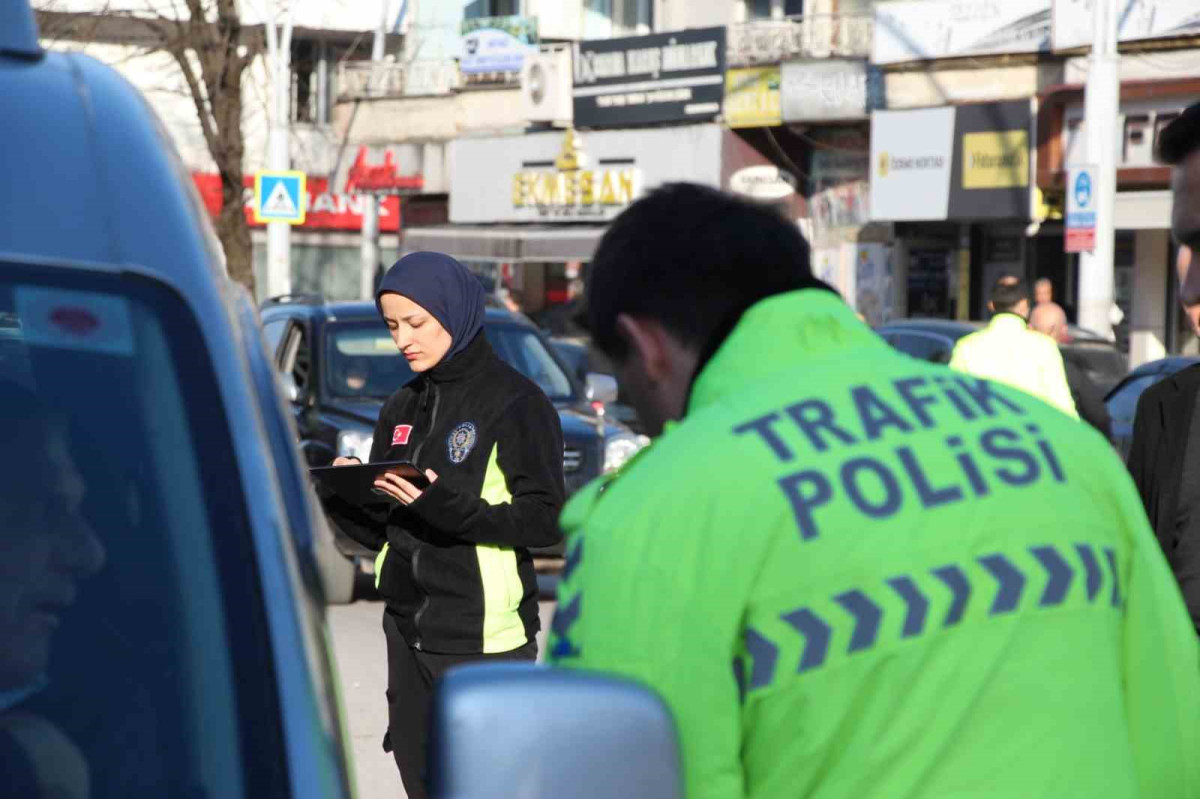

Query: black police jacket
[325,333,565,653]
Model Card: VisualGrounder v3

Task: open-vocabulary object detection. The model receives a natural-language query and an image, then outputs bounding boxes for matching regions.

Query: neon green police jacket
[549,290,1200,799]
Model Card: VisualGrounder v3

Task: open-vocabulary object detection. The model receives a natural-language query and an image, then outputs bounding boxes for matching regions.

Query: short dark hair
[585,183,831,359]
[990,275,1028,314]
[1158,102,1200,166]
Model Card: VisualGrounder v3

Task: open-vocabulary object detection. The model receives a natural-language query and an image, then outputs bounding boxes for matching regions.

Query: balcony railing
[336,59,462,101]
[727,13,874,68]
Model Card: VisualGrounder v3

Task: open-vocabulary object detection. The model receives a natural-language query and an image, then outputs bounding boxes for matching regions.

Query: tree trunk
[215,175,254,289]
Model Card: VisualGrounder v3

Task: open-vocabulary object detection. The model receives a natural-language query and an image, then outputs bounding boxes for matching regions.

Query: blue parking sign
[254,170,307,225]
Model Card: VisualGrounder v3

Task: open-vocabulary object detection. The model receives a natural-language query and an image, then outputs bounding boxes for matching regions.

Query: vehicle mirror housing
[429,663,682,799]
[585,373,619,405]
[281,372,301,404]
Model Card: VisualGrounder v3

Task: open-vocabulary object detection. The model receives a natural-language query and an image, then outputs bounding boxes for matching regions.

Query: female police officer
[322,252,565,799]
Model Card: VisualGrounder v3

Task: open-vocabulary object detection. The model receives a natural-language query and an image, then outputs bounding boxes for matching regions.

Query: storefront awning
[401,225,606,263]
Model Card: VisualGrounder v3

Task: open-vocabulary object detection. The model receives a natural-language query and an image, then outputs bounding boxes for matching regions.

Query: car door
[885,330,956,364]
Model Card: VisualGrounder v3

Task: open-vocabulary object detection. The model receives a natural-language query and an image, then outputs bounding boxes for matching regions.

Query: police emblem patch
[447,422,478,464]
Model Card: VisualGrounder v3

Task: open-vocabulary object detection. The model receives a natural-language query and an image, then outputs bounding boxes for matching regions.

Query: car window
[486,325,575,401]
[324,323,416,400]
[887,331,954,364]
[0,262,285,798]
[1106,373,1161,424]
[262,317,289,360]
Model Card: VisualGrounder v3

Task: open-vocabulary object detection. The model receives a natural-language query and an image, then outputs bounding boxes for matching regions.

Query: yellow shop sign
[512,129,640,217]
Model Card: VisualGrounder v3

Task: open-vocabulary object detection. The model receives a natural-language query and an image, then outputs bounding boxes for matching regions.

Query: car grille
[563,447,583,473]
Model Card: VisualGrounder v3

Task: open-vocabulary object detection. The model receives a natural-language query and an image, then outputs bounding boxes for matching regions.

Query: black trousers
[382,609,537,799]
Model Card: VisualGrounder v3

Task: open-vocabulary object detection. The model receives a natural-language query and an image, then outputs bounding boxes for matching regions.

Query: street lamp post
[360,0,390,300]
[1077,0,1120,338]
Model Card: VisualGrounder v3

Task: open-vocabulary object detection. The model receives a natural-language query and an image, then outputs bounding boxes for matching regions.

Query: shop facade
[870,100,1036,323]
[1037,78,1200,364]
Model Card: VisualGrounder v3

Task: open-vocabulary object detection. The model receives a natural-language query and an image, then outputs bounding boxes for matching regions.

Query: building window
[584,0,651,37]
[1122,114,1152,166]
[748,0,773,20]
[784,0,804,15]
[464,0,520,18]
[291,39,331,125]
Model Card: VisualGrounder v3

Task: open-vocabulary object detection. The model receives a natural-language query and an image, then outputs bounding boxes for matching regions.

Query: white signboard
[450,125,723,224]
[1054,0,1200,50]
[870,107,956,221]
[729,165,797,200]
[782,59,882,122]
[873,0,1052,65]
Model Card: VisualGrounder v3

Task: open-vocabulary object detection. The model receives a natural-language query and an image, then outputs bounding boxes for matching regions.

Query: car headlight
[337,429,374,462]
[604,432,650,473]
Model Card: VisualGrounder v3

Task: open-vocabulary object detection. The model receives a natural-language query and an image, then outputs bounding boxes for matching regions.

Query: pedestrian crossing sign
[253,170,307,225]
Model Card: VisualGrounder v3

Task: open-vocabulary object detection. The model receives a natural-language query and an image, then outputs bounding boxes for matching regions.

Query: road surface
[328,599,556,799]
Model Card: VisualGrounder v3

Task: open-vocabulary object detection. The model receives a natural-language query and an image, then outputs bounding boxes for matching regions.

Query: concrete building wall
[1130,229,1170,367]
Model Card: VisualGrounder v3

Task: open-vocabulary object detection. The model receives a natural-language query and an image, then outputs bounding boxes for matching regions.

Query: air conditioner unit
[521,46,573,126]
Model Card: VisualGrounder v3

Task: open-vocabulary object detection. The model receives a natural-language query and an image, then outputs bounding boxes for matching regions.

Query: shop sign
[192,173,401,232]
[342,146,426,195]
[870,107,956,221]
[572,27,726,128]
[1054,0,1200,50]
[510,129,641,218]
[461,15,538,76]
[1065,164,1097,252]
[948,101,1032,219]
[781,59,881,122]
[870,101,1032,222]
[725,66,782,128]
[729,165,796,200]
[872,0,1051,66]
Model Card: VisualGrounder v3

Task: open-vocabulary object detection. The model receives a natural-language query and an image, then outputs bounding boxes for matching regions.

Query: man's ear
[615,314,671,383]
[987,301,995,314]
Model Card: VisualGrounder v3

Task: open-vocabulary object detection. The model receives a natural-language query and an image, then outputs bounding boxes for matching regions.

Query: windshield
[326,321,576,402]
[0,263,284,798]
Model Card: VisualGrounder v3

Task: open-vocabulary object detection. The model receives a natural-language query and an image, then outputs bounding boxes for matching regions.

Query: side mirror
[430,664,682,799]
[585,373,619,405]
[281,372,301,404]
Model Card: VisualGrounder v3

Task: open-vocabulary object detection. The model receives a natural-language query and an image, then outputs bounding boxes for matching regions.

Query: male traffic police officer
[549,183,1200,798]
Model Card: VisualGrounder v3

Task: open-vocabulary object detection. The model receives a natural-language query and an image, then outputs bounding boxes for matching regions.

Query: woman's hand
[332,456,361,467]
[374,469,439,506]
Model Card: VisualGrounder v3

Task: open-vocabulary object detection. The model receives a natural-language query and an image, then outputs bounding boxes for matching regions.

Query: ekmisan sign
[572,27,726,128]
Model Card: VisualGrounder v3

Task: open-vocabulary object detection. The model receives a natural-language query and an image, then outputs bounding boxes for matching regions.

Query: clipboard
[309,460,430,505]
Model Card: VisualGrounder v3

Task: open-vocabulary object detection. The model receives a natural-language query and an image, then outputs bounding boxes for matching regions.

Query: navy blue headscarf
[375,252,486,364]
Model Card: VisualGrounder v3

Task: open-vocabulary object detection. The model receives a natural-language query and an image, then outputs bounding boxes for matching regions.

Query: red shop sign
[192,173,401,231]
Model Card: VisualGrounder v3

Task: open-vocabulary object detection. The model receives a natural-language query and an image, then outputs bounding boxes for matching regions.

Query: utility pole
[263,1,295,297]
[360,0,390,300]
[1077,0,1120,338]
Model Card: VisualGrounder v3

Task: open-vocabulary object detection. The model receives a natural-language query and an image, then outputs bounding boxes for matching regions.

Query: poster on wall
[852,243,893,326]
[1054,0,1200,50]
[873,0,1051,65]
[813,246,849,301]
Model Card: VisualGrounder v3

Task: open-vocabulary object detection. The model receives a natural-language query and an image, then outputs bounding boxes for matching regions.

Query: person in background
[950,275,1079,419]
[1127,100,1200,633]
[0,381,106,799]
[1029,302,1112,440]
[317,252,565,799]
[1034,277,1054,308]
[548,183,1200,799]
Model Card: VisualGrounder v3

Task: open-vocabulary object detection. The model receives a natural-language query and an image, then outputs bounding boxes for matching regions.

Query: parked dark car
[1105,356,1200,459]
[259,296,647,557]
[549,335,644,434]
[0,7,354,796]
[875,318,1128,395]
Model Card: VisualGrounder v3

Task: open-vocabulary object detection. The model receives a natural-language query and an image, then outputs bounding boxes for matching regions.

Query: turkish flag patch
[392,424,413,446]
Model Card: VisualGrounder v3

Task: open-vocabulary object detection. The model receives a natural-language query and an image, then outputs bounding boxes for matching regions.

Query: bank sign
[572,27,726,128]
[871,101,1032,221]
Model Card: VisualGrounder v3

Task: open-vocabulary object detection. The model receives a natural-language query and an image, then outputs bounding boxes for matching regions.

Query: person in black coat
[1029,302,1112,439]
[1126,101,1200,633]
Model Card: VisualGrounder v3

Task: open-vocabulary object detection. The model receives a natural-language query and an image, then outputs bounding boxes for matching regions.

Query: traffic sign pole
[1077,0,1119,339]
[263,2,295,298]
